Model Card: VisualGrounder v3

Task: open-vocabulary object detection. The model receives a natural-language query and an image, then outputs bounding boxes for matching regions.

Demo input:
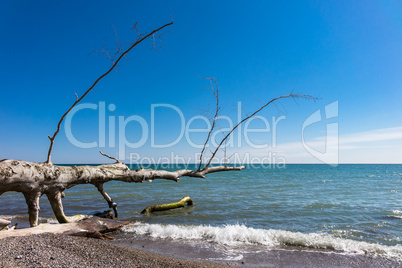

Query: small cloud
[235,126,402,163]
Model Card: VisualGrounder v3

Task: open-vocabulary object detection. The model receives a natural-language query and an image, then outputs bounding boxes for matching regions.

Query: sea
[1,164,401,266]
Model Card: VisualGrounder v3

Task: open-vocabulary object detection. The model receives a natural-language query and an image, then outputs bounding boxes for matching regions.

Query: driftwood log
[141,196,194,214]
[0,159,244,227]
[0,18,317,231]
[0,217,128,240]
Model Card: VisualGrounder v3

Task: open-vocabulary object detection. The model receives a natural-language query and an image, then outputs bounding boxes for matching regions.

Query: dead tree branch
[0,19,317,229]
[0,160,244,226]
[45,20,174,165]
[201,93,317,170]
[99,151,120,164]
[94,183,118,218]
[197,77,220,171]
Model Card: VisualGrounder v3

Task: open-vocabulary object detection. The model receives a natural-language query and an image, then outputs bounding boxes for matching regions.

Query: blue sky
[0,1,401,164]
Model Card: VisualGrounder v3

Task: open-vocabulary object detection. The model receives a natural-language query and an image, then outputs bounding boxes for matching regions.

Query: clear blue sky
[1,1,401,164]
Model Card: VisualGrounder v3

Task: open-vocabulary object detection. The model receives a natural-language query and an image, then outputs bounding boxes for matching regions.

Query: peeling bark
[46,191,69,224]
[0,159,244,226]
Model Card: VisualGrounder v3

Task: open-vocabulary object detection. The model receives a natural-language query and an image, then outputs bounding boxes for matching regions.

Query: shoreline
[0,232,400,268]
[110,232,402,268]
[0,233,230,268]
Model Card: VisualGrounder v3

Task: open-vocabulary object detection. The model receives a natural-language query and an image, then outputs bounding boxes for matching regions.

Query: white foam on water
[0,215,17,220]
[207,253,244,261]
[46,218,59,224]
[123,222,402,260]
[387,215,402,219]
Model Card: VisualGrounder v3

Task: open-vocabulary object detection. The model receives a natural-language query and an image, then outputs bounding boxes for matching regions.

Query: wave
[0,214,58,223]
[123,222,402,260]
[386,215,402,219]
[386,210,402,219]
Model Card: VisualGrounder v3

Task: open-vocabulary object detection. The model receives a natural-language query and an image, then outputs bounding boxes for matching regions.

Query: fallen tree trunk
[141,196,194,214]
[0,14,317,231]
[0,159,244,227]
[0,217,129,240]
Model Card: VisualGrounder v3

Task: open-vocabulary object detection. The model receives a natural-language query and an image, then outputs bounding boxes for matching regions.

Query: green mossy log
[141,196,194,215]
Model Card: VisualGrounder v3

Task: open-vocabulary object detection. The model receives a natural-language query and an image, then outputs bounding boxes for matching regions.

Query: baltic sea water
[1,164,401,262]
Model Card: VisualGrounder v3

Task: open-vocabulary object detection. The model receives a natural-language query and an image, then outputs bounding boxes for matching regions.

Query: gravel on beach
[0,233,230,268]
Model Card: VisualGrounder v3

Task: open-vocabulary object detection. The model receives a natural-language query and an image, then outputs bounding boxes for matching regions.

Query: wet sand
[110,233,402,268]
[0,232,400,267]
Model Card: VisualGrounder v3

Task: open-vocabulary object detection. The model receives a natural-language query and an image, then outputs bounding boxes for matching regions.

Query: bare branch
[45,20,174,164]
[193,105,213,117]
[90,39,116,64]
[152,33,157,50]
[94,183,118,218]
[240,106,250,118]
[157,33,165,49]
[99,151,121,164]
[197,77,220,171]
[216,119,230,164]
[89,26,128,66]
[202,93,318,170]
[227,152,235,160]
[112,25,120,47]
[151,32,165,50]
[131,22,141,38]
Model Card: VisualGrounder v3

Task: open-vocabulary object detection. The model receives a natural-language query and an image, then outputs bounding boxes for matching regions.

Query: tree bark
[0,159,244,226]
[141,196,194,214]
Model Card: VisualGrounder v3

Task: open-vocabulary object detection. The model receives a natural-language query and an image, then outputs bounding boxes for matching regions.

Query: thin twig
[197,77,220,171]
[99,150,121,163]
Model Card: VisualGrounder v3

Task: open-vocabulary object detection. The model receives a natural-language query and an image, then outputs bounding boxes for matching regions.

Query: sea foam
[123,222,402,260]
